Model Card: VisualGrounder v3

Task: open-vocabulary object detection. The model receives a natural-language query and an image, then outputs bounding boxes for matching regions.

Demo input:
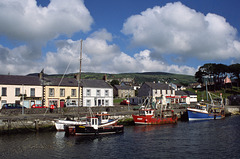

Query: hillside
[34,72,196,86]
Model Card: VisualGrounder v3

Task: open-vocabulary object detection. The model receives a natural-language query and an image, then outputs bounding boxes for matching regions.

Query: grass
[114,98,125,104]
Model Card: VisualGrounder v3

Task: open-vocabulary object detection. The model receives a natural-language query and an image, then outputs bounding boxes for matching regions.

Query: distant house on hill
[190,82,202,89]
[171,83,186,91]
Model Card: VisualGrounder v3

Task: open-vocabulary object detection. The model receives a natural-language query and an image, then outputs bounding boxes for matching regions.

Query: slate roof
[184,90,197,95]
[175,90,188,96]
[114,85,133,90]
[43,77,78,86]
[0,75,41,85]
[81,79,112,88]
[145,82,172,90]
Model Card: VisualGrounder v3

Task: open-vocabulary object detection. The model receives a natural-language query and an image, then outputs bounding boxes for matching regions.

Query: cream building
[0,75,42,108]
[43,77,82,108]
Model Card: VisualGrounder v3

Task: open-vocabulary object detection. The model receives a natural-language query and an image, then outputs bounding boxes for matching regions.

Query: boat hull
[55,120,85,131]
[187,109,224,121]
[65,125,124,136]
[132,114,177,125]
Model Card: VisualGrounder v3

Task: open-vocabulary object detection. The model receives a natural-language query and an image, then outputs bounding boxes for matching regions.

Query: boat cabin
[139,108,154,116]
[195,105,208,111]
[95,111,110,124]
[86,117,98,130]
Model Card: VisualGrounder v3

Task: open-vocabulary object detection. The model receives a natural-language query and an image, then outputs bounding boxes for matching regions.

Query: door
[60,100,65,108]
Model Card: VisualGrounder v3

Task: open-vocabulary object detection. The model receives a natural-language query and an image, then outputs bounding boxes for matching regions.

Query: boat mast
[78,40,83,120]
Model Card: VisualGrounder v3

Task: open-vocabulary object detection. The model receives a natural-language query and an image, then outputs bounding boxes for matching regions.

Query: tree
[110,80,120,86]
[229,63,240,87]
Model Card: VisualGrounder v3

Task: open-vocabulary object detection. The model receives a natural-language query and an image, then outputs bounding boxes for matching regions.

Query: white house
[137,82,175,107]
[82,79,113,107]
[0,75,42,108]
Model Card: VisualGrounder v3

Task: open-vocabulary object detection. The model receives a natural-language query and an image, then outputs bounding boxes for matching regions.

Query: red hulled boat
[132,106,178,125]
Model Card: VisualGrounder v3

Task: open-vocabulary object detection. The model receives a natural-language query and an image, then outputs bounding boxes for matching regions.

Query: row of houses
[0,74,113,108]
[129,82,197,107]
[0,74,197,109]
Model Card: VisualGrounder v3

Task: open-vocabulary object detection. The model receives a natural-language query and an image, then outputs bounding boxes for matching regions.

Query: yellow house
[43,77,82,108]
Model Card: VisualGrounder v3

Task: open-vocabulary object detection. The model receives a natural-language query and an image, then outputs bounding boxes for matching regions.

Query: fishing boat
[132,96,178,125]
[55,111,114,131]
[132,106,178,125]
[64,110,124,136]
[55,118,85,131]
[187,92,225,121]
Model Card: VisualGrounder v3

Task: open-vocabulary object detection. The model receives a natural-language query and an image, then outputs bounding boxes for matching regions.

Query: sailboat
[55,40,123,135]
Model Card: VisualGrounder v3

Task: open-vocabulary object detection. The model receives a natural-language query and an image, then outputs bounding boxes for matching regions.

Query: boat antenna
[78,40,83,120]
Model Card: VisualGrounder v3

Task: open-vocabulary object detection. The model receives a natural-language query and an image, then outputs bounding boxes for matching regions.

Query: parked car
[120,99,130,105]
[31,104,46,108]
[1,103,26,109]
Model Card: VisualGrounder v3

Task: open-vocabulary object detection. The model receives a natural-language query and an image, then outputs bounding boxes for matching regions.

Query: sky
[0,0,240,76]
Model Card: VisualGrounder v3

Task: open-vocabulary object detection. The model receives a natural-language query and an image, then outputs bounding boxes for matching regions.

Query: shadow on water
[59,131,124,145]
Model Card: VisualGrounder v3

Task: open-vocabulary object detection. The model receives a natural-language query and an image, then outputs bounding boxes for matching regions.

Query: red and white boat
[132,106,178,125]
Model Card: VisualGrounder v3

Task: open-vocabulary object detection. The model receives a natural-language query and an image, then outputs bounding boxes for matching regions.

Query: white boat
[55,111,116,131]
[55,118,85,131]
[64,113,123,136]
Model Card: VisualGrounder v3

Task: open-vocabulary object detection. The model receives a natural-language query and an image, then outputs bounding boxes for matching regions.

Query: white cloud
[0,29,196,75]
[0,0,93,56]
[122,2,240,61]
[0,45,42,75]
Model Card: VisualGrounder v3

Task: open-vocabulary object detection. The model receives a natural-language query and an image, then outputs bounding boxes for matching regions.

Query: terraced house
[0,75,42,108]
[0,74,114,108]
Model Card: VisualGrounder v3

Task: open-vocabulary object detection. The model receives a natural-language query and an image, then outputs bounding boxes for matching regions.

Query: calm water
[1,115,240,159]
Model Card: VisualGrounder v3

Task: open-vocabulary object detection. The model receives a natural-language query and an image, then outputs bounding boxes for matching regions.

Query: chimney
[103,74,107,81]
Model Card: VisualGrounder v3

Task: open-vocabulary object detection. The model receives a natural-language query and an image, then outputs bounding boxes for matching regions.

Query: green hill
[41,72,196,86]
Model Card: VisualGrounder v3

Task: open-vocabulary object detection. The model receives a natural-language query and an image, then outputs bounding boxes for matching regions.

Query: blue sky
[0,0,240,76]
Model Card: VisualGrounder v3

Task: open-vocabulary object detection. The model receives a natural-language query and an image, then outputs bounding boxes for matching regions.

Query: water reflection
[133,124,177,134]
[0,116,239,159]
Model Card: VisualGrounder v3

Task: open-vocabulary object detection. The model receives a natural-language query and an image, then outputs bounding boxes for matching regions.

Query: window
[1,100,6,107]
[86,100,91,106]
[2,87,7,96]
[60,89,65,97]
[105,100,109,106]
[49,88,54,97]
[30,88,35,97]
[105,90,109,96]
[86,89,91,96]
[96,90,100,96]
[15,88,20,96]
[71,89,76,97]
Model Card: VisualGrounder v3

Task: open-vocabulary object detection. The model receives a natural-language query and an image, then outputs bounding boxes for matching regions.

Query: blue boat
[187,104,225,121]
[187,92,225,121]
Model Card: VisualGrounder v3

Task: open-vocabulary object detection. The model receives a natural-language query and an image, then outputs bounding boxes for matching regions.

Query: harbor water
[1,115,240,159]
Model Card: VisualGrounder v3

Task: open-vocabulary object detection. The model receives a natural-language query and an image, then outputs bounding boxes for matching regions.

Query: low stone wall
[0,118,55,134]
[225,106,240,115]
[0,105,132,116]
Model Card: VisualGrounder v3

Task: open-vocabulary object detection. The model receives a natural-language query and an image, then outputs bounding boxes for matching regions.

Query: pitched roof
[114,85,133,90]
[0,75,41,85]
[81,79,112,88]
[175,90,188,96]
[145,82,172,90]
[184,90,197,95]
[43,77,78,86]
